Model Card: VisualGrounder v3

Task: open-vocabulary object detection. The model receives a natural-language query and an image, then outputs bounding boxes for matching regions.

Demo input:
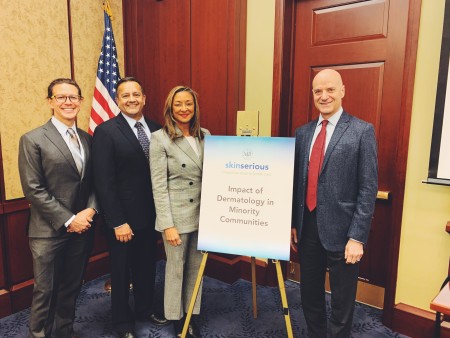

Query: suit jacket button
[182,164,186,168]
[190,199,194,202]
[189,182,193,185]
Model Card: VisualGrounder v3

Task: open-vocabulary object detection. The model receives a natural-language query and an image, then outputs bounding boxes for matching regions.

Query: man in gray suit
[18,78,97,338]
[291,69,378,338]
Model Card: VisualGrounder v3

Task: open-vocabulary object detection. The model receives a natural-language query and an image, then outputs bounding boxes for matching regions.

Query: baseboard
[205,254,281,287]
[10,279,33,313]
[0,289,11,317]
[392,303,450,338]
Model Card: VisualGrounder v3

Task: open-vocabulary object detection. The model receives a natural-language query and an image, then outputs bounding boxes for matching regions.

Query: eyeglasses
[51,95,82,103]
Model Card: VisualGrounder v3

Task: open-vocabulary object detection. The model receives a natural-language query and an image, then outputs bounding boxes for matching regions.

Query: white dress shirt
[309,108,343,159]
[121,112,152,141]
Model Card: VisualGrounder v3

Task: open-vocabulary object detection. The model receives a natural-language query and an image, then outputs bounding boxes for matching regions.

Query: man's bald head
[312,69,345,119]
[313,69,343,87]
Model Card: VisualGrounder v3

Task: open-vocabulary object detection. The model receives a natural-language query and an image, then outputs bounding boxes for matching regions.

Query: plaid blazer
[150,128,210,234]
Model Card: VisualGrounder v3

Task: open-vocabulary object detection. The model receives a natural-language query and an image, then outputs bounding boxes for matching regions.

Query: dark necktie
[306,120,329,211]
[135,122,150,159]
[67,128,83,174]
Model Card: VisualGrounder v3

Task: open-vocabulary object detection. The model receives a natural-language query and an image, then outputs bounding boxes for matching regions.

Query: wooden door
[273,0,421,321]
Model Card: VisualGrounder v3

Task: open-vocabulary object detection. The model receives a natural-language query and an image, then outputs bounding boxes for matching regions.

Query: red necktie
[306,120,328,211]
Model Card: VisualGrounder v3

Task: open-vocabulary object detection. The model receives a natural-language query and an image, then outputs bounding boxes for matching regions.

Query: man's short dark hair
[116,77,144,93]
[47,78,82,98]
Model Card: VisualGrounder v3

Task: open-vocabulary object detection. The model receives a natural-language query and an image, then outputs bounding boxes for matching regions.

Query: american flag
[88,5,121,135]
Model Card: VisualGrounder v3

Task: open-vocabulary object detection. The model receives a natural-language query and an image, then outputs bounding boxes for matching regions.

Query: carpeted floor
[0,261,408,337]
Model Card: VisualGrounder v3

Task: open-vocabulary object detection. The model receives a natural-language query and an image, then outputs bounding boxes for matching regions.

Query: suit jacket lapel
[174,136,203,170]
[78,130,90,178]
[303,120,318,178]
[197,137,205,164]
[145,117,160,133]
[43,120,80,175]
[321,112,350,173]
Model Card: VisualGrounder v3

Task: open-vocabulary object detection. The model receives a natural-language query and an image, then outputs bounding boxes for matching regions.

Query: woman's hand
[164,227,182,247]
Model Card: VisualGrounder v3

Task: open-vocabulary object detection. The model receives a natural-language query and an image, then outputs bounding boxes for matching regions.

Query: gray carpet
[0,261,409,337]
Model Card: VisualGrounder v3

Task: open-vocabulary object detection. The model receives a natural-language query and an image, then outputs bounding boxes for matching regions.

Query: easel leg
[181,252,209,338]
[274,260,294,338]
[251,256,258,319]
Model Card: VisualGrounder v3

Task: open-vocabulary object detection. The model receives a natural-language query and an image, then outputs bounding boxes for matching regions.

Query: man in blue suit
[291,69,378,338]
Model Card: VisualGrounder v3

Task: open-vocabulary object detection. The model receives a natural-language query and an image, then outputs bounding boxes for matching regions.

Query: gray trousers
[28,231,93,338]
[162,231,203,320]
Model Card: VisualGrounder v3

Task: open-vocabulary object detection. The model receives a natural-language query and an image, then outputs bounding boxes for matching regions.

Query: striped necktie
[135,122,150,159]
[67,128,83,174]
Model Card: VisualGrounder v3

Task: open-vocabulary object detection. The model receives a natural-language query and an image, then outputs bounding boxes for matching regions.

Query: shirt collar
[317,107,343,127]
[51,116,76,136]
[121,112,147,130]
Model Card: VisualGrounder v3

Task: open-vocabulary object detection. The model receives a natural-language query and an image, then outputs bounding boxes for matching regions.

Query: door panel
[312,0,388,45]
[123,0,191,123]
[310,64,384,129]
[291,0,409,290]
[191,0,242,134]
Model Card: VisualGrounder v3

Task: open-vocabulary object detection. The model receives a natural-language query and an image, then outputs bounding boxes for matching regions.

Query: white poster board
[198,136,295,261]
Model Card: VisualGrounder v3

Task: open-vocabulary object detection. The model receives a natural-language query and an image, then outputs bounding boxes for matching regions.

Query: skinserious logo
[224,149,269,170]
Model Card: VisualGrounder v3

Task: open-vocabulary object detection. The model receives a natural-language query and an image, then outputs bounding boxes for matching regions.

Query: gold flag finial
[103,0,113,18]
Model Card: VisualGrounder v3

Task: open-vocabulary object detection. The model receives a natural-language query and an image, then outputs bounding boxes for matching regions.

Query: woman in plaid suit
[150,86,210,338]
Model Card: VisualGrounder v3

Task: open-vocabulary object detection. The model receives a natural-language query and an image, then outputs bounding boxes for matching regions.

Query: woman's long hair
[163,86,205,140]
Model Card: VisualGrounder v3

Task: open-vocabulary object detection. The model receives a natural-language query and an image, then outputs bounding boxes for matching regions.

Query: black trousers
[299,209,359,338]
[106,226,158,332]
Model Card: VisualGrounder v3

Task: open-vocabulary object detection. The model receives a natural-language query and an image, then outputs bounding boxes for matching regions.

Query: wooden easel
[181,252,294,338]
[251,256,258,318]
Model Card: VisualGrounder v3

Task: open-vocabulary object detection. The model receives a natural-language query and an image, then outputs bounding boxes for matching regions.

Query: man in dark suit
[291,69,378,338]
[92,77,167,338]
[18,78,97,338]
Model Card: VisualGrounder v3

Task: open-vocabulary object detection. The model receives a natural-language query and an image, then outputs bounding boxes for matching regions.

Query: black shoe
[188,320,201,338]
[174,317,186,338]
[116,331,136,338]
[149,313,169,326]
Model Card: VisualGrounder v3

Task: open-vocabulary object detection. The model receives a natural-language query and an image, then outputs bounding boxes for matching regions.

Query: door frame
[271,0,422,327]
